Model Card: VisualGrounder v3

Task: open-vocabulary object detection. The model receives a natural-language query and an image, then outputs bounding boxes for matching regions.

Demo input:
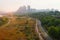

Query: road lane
[35,20,44,40]
[36,19,53,40]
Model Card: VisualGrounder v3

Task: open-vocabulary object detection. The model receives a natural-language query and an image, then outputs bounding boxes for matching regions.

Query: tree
[48,26,60,40]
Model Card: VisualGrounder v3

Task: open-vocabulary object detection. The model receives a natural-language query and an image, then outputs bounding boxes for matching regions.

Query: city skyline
[0,0,60,12]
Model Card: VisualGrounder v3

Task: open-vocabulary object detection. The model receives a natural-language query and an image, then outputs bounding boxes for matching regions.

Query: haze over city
[0,0,60,40]
[0,0,60,12]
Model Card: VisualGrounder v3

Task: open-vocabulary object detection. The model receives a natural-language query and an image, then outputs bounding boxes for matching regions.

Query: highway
[35,19,44,40]
[35,19,53,40]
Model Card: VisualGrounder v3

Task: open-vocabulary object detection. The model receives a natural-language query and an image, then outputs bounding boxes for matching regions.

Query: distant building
[27,5,31,12]
[17,6,27,14]
[16,5,58,14]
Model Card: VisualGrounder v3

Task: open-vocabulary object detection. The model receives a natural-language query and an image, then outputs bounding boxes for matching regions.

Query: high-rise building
[16,6,27,13]
[27,5,31,12]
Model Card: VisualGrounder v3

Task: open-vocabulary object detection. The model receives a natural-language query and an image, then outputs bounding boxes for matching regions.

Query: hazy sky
[0,0,60,12]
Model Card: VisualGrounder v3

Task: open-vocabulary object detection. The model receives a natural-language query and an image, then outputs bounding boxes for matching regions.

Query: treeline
[41,16,60,40]
[28,10,60,40]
